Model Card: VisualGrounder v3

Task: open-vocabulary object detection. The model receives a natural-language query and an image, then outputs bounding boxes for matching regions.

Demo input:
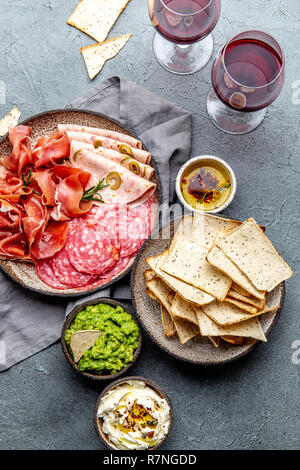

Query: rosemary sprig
[218,183,231,192]
[21,168,34,187]
[81,178,109,203]
[199,183,231,204]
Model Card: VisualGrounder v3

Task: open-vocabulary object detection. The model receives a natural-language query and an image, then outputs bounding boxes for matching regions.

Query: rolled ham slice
[71,141,154,181]
[58,125,151,164]
[69,147,156,207]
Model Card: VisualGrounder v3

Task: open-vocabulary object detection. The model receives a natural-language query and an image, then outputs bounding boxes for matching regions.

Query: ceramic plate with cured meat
[0,109,160,297]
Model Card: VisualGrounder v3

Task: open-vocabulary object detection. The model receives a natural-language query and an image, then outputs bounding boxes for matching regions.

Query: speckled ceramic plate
[131,218,285,365]
[0,109,160,297]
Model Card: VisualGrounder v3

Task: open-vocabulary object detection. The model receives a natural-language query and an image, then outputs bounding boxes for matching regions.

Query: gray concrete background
[0,0,299,450]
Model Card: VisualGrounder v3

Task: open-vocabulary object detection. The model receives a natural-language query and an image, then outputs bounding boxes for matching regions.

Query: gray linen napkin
[0,77,191,371]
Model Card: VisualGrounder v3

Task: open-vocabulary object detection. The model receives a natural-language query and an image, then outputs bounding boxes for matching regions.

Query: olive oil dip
[180,159,232,211]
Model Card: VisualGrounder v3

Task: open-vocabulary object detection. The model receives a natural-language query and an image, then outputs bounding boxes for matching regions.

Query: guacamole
[65,303,140,375]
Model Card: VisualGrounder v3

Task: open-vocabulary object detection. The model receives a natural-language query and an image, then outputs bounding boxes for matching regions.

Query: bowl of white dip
[94,376,173,450]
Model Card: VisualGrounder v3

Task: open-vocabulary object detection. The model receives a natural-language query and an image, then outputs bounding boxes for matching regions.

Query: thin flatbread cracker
[171,315,199,345]
[170,215,193,251]
[207,243,265,300]
[146,288,158,301]
[221,336,246,346]
[70,330,102,362]
[217,218,293,291]
[144,270,156,282]
[146,277,172,312]
[202,300,280,327]
[146,278,198,344]
[0,106,21,136]
[160,237,231,300]
[81,34,131,79]
[67,0,131,43]
[160,304,176,338]
[208,336,221,348]
[232,282,252,298]
[170,294,198,325]
[191,213,242,249]
[227,288,265,309]
[146,251,215,306]
[224,297,258,314]
[196,308,267,342]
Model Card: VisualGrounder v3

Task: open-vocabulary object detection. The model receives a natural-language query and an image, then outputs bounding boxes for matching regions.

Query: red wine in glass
[207,31,285,134]
[149,0,221,74]
[212,34,284,112]
[151,0,220,45]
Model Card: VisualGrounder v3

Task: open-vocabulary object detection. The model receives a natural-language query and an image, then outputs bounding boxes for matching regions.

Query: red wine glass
[149,0,221,74]
[207,30,285,134]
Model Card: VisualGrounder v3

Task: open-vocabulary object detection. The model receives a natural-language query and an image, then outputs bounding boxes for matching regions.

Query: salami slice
[119,200,153,258]
[36,259,70,290]
[67,224,119,275]
[99,256,131,281]
[51,247,96,288]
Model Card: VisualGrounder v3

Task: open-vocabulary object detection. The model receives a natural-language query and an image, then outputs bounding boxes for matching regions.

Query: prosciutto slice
[62,128,151,164]
[0,199,31,260]
[53,164,93,218]
[71,141,154,180]
[58,123,142,150]
[30,220,69,260]
[69,147,156,207]
[33,133,70,169]
[1,125,32,176]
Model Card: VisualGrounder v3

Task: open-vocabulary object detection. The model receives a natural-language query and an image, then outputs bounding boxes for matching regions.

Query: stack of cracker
[145,213,293,347]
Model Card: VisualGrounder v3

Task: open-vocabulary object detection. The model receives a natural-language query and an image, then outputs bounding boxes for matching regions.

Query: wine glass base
[207,88,267,134]
[153,32,214,75]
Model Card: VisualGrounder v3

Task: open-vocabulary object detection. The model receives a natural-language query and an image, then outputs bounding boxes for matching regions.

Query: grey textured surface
[0,0,299,450]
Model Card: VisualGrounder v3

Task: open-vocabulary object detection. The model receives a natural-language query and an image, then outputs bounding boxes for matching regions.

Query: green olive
[121,155,132,164]
[73,149,82,162]
[106,171,122,190]
[128,160,141,175]
[119,143,133,156]
[93,140,103,148]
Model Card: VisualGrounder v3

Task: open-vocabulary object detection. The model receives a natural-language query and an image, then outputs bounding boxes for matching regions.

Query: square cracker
[146,251,215,306]
[207,242,265,300]
[160,237,232,300]
[160,305,176,338]
[201,299,279,327]
[67,0,131,43]
[196,308,267,342]
[146,278,199,344]
[191,213,242,249]
[170,294,198,325]
[217,218,293,292]
[227,288,266,310]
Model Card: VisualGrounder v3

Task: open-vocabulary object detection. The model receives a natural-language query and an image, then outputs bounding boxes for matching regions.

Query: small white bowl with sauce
[176,155,237,214]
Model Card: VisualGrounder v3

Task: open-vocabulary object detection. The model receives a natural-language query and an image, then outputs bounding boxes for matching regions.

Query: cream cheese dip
[97,380,171,450]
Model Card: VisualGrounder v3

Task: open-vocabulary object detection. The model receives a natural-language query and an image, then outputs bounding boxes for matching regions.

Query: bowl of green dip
[61,298,142,380]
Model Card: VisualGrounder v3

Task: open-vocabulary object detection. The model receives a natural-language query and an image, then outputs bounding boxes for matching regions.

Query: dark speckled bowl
[131,218,285,365]
[94,376,173,450]
[61,298,142,381]
[0,109,160,297]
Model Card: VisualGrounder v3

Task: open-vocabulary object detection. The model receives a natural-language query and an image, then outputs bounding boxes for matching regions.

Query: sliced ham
[70,141,154,180]
[63,129,151,164]
[69,148,156,207]
[30,220,69,260]
[58,123,142,150]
